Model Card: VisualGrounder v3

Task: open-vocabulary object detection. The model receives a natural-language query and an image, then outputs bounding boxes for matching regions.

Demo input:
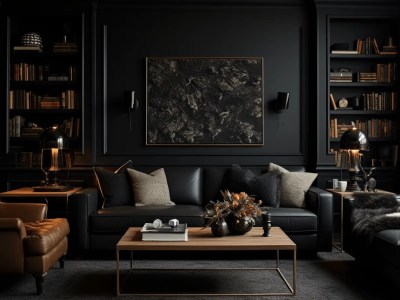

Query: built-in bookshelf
[327,16,400,168]
[6,15,83,167]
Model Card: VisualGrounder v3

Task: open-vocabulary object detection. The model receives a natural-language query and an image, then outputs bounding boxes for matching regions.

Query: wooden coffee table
[116,226,296,296]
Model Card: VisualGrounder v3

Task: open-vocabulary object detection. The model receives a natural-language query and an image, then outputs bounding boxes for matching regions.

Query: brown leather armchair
[0,202,70,295]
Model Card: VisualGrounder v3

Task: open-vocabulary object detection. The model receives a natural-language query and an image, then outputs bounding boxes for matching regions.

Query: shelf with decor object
[326,16,400,172]
[3,13,85,167]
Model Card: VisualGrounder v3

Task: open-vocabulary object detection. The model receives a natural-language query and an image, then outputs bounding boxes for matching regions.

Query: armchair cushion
[24,218,70,256]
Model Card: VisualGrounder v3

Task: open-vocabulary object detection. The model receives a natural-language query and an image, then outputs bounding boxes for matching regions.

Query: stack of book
[20,127,44,138]
[330,71,353,82]
[357,72,377,82]
[40,97,61,109]
[53,42,78,53]
[141,223,188,241]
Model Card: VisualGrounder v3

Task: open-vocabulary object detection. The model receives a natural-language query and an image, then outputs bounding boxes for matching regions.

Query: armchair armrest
[305,186,333,252]
[0,218,27,273]
[0,202,47,222]
[69,187,99,251]
[0,218,27,235]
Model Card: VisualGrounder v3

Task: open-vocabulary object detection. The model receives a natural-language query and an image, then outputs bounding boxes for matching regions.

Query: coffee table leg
[293,249,297,295]
[116,248,120,296]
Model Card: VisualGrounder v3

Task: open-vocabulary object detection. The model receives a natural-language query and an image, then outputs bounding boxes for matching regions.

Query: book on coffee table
[141,223,188,241]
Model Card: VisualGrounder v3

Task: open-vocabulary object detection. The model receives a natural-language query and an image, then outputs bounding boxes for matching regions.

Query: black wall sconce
[123,91,139,131]
[273,92,290,112]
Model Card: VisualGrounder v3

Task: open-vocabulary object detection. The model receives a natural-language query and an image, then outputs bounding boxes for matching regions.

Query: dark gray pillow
[229,164,280,207]
[94,160,133,208]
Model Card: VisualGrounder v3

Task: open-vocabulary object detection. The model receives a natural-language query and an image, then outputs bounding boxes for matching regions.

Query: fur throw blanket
[351,192,400,235]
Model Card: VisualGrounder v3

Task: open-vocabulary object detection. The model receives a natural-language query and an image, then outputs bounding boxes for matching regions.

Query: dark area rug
[0,249,397,299]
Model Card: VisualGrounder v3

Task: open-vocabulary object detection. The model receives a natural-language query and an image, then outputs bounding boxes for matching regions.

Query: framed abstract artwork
[146,57,264,146]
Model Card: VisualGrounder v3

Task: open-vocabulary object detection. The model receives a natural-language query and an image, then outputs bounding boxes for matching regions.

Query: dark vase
[211,219,229,237]
[226,214,253,235]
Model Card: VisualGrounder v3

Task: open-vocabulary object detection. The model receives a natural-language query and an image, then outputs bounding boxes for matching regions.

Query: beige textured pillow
[279,172,318,208]
[267,162,289,174]
[127,168,175,206]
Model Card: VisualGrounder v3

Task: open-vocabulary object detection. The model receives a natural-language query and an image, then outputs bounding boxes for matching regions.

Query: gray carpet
[0,249,396,299]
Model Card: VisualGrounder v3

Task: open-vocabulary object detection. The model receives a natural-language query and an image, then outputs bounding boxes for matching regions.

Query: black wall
[93,0,311,167]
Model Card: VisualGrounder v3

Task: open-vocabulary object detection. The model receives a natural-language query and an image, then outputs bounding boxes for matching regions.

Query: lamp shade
[41,126,68,150]
[340,127,369,151]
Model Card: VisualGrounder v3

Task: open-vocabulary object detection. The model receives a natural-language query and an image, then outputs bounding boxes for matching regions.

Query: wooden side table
[326,188,391,252]
[326,189,353,252]
[0,187,82,218]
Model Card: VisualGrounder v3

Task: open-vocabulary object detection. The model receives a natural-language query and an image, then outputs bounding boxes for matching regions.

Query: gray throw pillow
[267,162,317,208]
[267,162,289,174]
[127,168,175,206]
[279,172,318,208]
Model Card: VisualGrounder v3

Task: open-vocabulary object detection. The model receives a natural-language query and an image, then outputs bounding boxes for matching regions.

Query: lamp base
[33,185,72,192]
[346,180,361,192]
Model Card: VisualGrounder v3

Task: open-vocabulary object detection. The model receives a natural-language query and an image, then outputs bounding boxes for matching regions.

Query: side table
[0,187,82,218]
[326,188,391,252]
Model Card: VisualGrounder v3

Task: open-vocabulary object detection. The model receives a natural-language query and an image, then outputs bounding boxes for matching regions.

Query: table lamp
[33,125,72,192]
[339,124,369,191]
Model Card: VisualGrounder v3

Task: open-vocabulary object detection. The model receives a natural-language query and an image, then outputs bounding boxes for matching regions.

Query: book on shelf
[331,50,358,54]
[356,37,380,54]
[141,223,188,241]
[13,45,43,52]
[329,93,337,110]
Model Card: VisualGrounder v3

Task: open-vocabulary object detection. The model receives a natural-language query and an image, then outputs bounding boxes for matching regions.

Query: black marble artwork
[146,57,264,145]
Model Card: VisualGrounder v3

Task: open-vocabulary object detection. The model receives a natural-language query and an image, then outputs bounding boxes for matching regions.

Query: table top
[117,227,296,251]
[0,186,82,197]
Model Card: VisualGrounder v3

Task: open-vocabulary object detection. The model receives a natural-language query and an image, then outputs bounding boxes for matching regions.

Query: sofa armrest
[70,187,99,251]
[0,202,47,222]
[305,186,333,252]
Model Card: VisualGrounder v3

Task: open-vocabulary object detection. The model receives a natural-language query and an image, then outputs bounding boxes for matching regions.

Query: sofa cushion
[164,167,202,206]
[267,207,318,233]
[127,168,174,206]
[229,164,280,207]
[90,205,205,232]
[94,160,133,208]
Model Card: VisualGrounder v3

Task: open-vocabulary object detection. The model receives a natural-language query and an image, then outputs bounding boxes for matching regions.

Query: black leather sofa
[71,166,333,254]
[343,194,400,284]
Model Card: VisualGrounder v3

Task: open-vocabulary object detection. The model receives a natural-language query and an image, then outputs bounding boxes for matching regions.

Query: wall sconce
[273,92,290,112]
[339,124,369,191]
[124,91,139,131]
[34,126,72,192]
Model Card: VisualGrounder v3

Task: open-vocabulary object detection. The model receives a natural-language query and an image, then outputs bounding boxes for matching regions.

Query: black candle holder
[262,213,271,237]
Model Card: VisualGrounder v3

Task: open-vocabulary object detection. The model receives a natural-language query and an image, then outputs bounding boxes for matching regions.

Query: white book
[141,223,188,241]
[331,50,358,54]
